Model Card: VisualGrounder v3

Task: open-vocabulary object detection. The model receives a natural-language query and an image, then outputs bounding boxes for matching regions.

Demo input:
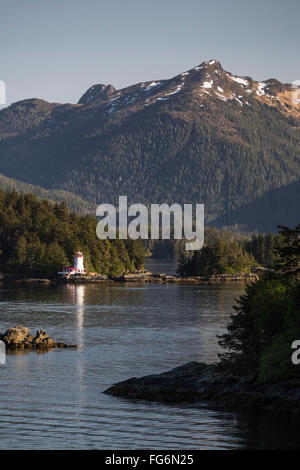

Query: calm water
[0,271,299,449]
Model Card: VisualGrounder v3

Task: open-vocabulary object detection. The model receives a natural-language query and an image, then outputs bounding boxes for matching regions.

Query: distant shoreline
[0,271,259,285]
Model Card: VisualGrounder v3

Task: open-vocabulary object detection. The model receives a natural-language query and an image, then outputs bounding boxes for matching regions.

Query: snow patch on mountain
[228,74,249,87]
[214,91,227,101]
[256,82,266,96]
[144,82,163,91]
[164,82,185,96]
[201,80,213,89]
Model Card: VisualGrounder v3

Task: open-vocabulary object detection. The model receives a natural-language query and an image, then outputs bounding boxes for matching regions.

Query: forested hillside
[0,189,144,277]
[0,173,94,215]
[214,180,300,232]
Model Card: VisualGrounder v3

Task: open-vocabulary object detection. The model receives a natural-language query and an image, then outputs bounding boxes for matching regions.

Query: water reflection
[0,278,299,449]
[65,284,86,347]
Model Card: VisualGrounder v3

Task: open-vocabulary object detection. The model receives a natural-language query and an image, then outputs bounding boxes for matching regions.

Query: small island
[0,326,77,350]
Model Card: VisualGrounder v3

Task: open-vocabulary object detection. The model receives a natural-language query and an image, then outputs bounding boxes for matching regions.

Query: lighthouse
[58,251,86,276]
[74,251,85,273]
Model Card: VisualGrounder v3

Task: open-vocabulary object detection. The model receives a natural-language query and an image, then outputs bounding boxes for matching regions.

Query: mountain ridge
[75,59,297,116]
[0,59,299,231]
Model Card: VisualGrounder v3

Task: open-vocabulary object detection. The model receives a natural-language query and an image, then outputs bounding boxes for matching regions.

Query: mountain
[0,173,94,214]
[214,179,300,232]
[0,59,299,230]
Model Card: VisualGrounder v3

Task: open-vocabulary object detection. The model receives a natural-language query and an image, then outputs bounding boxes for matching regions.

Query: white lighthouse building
[58,251,86,276]
[74,251,85,272]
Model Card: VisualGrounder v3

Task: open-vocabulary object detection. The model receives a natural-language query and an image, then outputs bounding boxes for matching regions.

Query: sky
[1,0,299,106]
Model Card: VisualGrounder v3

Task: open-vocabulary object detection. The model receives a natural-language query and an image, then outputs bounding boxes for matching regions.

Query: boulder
[33,330,56,349]
[2,326,33,347]
[0,326,77,350]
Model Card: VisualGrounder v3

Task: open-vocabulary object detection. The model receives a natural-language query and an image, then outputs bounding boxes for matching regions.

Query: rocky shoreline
[104,362,300,414]
[1,270,259,284]
[0,326,77,350]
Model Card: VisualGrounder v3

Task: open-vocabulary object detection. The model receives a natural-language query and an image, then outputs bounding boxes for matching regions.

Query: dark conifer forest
[0,189,145,277]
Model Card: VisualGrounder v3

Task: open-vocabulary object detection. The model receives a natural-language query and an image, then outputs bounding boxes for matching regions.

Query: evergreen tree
[217,223,300,382]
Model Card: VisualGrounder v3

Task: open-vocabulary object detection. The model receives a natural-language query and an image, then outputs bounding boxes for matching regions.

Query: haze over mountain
[0,173,95,215]
[0,59,299,231]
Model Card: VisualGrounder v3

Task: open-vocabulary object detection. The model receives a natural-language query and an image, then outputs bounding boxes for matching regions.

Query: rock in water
[33,330,56,349]
[0,326,77,350]
[2,326,33,347]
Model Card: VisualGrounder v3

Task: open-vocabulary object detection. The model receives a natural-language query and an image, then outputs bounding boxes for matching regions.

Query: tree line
[173,229,277,276]
[0,189,145,278]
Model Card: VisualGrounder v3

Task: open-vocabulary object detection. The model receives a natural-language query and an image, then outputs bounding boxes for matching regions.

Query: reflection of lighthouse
[65,284,85,347]
[74,252,85,273]
[75,284,85,345]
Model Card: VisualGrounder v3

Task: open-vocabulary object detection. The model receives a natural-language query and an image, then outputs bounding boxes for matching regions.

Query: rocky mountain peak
[78,84,116,105]
[200,59,223,69]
